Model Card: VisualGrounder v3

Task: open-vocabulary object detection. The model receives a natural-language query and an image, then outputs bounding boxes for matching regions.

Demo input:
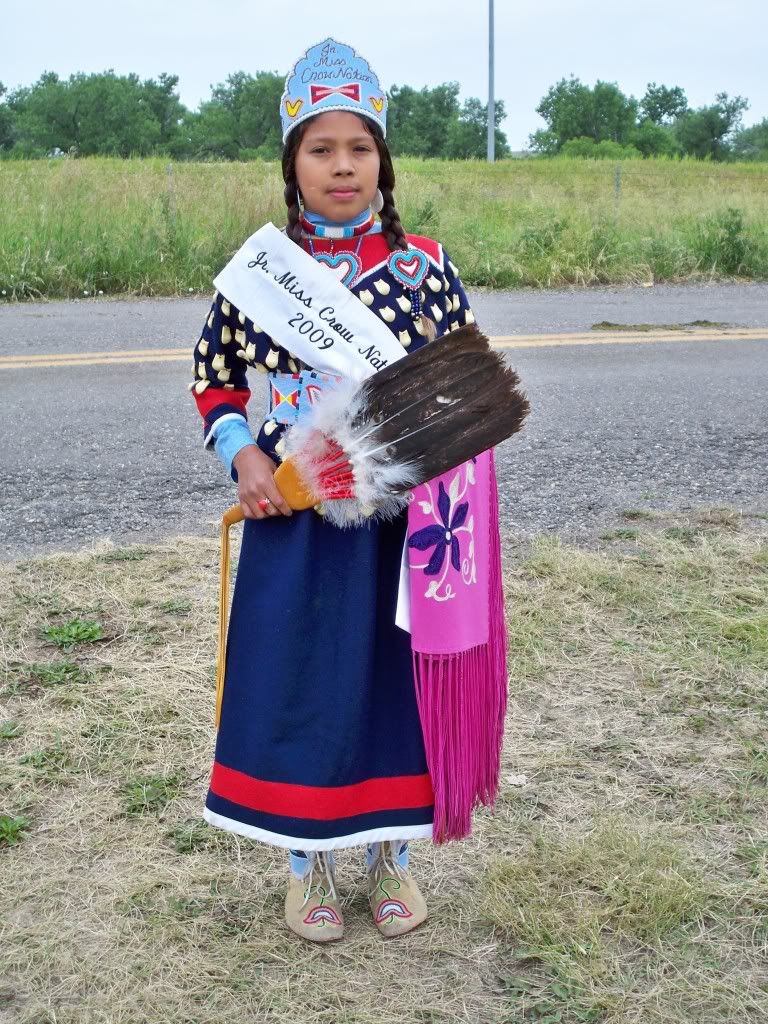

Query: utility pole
[487,0,495,162]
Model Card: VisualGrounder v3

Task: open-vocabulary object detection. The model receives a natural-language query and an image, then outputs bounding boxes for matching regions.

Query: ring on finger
[257,497,272,513]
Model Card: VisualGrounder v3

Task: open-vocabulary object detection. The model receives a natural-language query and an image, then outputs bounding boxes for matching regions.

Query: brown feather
[352,324,530,487]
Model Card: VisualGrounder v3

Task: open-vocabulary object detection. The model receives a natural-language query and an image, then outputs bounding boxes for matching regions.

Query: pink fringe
[411,467,508,843]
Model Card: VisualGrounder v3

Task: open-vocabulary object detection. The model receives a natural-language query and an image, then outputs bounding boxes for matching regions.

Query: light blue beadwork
[302,207,381,240]
[281,38,387,143]
[268,370,342,426]
[310,224,355,239]
[386,248,430,290]
[211,416,256,482]
[312,250,363,288]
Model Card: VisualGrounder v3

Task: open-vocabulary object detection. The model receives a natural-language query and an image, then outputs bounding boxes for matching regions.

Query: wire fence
[474,164,768,211]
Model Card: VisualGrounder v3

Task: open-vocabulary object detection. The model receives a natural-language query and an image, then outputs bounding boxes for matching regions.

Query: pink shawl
[406,449,507,842]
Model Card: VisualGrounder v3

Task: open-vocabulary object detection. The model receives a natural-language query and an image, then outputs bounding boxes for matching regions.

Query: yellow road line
[492,329,768,348]
[0,347,191,363]
[0,354,191,370]
[0,329,766,370]
[493,328,768,343]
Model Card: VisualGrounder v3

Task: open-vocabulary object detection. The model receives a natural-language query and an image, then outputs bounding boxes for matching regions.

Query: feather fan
[276,324,530,526]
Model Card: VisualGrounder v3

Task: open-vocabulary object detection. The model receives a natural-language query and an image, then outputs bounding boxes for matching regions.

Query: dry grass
[1,506,767,1023]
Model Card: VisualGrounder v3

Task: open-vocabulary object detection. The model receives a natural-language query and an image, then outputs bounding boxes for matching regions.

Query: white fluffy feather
[283,378,418,528]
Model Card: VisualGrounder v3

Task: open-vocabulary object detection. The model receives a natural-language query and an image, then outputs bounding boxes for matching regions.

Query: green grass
[0,509,766,1022]
[591,319,731,331]
[42,618,103,649]
[0,814,30,846]
[119,772,187,817]
[1,156,767,299]
[24,659,92,686]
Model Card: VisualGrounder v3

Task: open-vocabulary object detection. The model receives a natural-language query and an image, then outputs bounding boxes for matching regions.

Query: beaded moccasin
[285,851,344,943]
[367,841,428,938]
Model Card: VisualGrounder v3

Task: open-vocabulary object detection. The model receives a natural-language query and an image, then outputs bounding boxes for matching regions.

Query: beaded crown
[280,38,387,143]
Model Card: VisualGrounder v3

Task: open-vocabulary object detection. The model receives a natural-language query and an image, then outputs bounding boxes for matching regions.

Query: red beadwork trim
[210,761,434,819]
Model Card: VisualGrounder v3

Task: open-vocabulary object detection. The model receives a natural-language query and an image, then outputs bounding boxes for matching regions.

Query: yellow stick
[215,504,246,729]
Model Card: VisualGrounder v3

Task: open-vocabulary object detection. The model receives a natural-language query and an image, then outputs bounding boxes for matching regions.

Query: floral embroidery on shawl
[407,461,478,601]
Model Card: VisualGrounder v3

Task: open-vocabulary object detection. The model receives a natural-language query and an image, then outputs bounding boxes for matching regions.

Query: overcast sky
[4,0,766,149]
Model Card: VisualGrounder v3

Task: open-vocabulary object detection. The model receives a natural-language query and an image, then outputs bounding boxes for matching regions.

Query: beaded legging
[289,841,409,877]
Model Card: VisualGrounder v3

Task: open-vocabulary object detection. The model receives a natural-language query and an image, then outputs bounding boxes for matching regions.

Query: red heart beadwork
[387,248,430,289]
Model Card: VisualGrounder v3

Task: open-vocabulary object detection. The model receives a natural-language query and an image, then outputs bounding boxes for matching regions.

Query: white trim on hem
[203,807,433,851]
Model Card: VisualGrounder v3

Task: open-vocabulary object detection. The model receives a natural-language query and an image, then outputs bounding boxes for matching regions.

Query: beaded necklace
[301,207,429,323]
[300,209,375,240]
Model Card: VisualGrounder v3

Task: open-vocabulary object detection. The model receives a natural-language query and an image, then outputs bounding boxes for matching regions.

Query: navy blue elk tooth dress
[190,229,477,850]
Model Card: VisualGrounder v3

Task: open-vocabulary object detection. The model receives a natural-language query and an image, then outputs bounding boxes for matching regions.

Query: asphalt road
[2,283,766,560]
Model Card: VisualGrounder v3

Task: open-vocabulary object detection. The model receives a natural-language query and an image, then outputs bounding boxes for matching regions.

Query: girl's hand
[233,445,293,520]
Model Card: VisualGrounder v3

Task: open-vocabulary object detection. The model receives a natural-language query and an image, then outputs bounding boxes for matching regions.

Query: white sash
[213,222,406,380]
[213,222,413,632]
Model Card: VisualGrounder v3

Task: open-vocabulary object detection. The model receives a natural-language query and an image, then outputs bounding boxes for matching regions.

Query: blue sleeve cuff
[212,416,257,482]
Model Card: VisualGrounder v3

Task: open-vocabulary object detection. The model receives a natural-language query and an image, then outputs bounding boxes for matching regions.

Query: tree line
[531,78,766,161]
[0,71,508,161]
[0,69,765,161]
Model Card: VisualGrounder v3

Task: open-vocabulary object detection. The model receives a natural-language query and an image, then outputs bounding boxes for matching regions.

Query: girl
[190,39,506,943]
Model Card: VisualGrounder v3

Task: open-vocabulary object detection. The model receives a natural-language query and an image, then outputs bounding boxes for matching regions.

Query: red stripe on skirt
[210,761,434,820]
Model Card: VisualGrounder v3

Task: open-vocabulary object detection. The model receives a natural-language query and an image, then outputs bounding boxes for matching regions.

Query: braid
[281,125,306,248]
[372,126,436,340]
[378,185,408,253]
[283,179,303,246]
